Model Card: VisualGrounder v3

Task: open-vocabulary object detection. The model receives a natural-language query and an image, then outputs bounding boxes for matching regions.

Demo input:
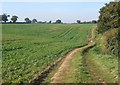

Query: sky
[0,0,114,23]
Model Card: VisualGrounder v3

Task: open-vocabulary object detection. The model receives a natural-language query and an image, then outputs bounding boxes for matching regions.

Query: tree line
[97,1,120,56]
[0,14,38,24]
[0,13,97,24]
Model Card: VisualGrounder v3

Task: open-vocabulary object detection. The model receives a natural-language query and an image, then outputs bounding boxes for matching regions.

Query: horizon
[0,1,113,23]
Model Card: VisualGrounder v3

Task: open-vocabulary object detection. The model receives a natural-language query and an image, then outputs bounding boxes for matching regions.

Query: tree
[11,15,18,23]
[77,20,81,24]
[0,15,2,23]
[25,18,31,23]
[48,21,51,24]
[55,19,62,24]
[97,2,120,33]
[1,14,9,23]
[32,19,37,23]
[92,20,97,23]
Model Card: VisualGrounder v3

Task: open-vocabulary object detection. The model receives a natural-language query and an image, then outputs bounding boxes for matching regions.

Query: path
[50,27,95,83]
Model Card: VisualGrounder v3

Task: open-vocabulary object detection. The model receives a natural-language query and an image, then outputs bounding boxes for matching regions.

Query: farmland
[2,24,95,83]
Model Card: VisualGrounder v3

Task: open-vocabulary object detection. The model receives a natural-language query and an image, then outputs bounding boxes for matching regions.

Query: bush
[97,2,120,33]
[101,28,119,57]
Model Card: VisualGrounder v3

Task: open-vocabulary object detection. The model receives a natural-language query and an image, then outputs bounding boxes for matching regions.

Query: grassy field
[2,24,95,83]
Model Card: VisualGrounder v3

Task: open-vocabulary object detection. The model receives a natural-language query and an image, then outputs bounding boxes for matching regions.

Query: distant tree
[11,15,18,23]
[77,20,81,24]
[32,19,37,23]
[1,14,10,23]
[10,21,12,23]
[8,15,10,17]
[0,15,2,23]
[55,19,62,24]
[92,20,97,24]
[48,21,52,24]
[38,21,42,23]
[42,21,47,24]
[25,18,31,23]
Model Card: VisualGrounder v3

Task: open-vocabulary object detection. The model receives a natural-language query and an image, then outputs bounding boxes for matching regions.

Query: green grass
[2,24,96,83]
[65,49,92,83]
[87,46,118,83]
[70,45,94,83]
[49,44,95,83]
[62,43,118,83]
[90,28,118,83]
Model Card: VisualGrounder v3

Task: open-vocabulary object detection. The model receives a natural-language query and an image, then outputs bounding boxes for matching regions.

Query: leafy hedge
[101,28,119,57]
[97,2,120,33]
[97,1,120,57]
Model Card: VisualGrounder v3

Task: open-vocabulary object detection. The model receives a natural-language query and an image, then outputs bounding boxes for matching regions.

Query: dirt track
[50,27,95,83]
[29,26,96,83]
[50,45,89,83]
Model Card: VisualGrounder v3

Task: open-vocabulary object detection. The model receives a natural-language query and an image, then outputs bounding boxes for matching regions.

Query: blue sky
[0,2,110,23]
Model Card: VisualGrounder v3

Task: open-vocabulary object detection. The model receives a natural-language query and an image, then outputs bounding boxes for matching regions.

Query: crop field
[2,24,96,83]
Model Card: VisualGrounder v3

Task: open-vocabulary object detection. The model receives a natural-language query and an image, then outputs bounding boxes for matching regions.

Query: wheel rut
[50,45,89,83]
[29,26,106,84]
[50,27,96,83]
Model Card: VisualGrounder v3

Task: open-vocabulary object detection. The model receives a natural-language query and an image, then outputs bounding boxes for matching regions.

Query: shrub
[97,2,120,33]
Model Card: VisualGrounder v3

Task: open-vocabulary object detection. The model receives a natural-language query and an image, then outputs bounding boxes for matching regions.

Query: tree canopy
[97,2,120,33]
[0,15,2,22]
[32,19,37,23]
[55,19,62,24]
[1,14,10,23]
[25,18,31,23]
[48,21,51,24]
[11,15,18,23]
[76,20,81,24]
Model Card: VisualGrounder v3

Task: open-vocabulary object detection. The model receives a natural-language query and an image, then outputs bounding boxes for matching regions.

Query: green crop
[2,24,96,83]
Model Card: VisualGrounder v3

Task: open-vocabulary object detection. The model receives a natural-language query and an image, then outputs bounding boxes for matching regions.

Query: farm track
[29,44,88,83]
[50,27,95,83]
[29,26,107,84]
[50,44,90,83]
[50,26,108,84]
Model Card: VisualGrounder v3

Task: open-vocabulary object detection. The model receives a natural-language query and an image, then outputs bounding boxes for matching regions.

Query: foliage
[76,20,81,24]
[100,28,119,57]
[97,1,120,57]
[1,14,10,23]
[97,2,120,33]
[24,18,31,23]
[55,19,62,24]
[92,20,97,24]
[11,15,18,23]
[48,21,52,24]
[31,19,37,23]
[0,15,2,22]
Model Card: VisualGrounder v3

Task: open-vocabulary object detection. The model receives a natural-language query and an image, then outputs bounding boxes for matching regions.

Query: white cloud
[0,0,114,2]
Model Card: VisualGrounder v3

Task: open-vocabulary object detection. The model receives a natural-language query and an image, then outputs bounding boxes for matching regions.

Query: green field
[2,24,95,83]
